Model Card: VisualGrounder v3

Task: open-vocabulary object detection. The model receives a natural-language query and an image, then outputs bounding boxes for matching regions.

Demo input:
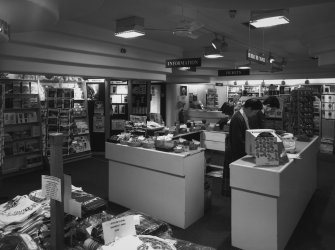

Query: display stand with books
[40,80,91,163]
[0,79,44,176]
[110,80,128,136]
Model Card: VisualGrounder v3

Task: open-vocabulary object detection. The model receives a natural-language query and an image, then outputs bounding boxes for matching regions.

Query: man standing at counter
[222,98,263,196]
[228,98,263,161]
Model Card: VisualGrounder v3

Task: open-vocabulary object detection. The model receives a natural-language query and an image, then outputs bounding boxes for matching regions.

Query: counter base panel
[231,137,319,250]
[108,150,205,229]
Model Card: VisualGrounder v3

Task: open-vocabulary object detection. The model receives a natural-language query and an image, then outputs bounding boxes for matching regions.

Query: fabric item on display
[101,235,176,250]
[91,210,173,245]
[0,196,42,228]
[0,233,42,250]
[71,189,108,218]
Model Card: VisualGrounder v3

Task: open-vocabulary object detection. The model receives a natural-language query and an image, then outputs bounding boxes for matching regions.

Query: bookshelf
[0,79,43,176]
[110,80,128,136]
[40,81,91,163]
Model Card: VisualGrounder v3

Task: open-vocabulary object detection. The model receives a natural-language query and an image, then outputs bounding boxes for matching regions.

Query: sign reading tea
[247,49,266,64]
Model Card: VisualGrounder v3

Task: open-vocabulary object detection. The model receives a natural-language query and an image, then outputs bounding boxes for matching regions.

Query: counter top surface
[231,136,319,173]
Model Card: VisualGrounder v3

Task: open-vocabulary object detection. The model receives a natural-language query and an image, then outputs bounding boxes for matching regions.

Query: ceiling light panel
[250,9,290,28]
[115,16,146,38]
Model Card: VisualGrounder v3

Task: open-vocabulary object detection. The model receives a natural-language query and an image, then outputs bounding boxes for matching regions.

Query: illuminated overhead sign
[218,69,250,76]
[166,58,201,68]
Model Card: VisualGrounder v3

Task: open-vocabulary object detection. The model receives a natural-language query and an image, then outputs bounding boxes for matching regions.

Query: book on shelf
[47,99,55,108]
[13,82,21,94]
[63,99,71,109]
[26,155,43,168]
[29,97,38,108]
[16,141,26,154]
[59,109,70,117]
[56,99,63,108]
[5,97,13,109]
[17,113,24,124]
[21,98,32,108]
[30,82,38,94]
[28,112,38,122]
[5,83,13,94]
[23,113,29,123]
[57,88,64,99]
[13,97,21,108]
[48,109,59,118]
[4,113,16,125]
[59,117,70,126]
[47,89,56,99]
[21,82,30,94]
[25,140,40,152]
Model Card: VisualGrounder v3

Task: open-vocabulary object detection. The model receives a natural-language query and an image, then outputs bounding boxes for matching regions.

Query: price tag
[41,175,62,202]
[102,215,136,245]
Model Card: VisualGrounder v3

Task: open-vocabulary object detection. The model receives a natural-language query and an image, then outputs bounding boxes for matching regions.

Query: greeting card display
[255,133,279,166]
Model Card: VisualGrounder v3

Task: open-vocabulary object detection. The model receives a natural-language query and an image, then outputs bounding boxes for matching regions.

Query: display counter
[105,142,205,229]
[230,136,319,250]
[187,109,226,123]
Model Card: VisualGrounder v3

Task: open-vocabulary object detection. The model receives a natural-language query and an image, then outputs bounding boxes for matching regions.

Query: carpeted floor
[0,153,334,250]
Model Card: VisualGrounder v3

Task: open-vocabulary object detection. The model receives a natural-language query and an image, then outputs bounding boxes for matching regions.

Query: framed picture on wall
[180,86,187,96]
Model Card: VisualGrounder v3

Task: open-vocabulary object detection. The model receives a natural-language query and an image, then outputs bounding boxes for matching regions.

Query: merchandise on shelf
[288,88,314,137]
[41,84,91,160]
[0,79,43,175]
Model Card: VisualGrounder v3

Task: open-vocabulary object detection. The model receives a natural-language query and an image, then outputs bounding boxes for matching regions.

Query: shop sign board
[247,49,266,64]
[218,69,250,76]
[87,78,105,82]
[166,57,201,68]
[215,82,224,86]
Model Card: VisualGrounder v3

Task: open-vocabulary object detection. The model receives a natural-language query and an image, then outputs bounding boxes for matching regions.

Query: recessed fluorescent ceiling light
[250,9,290,28]
[204,54,224,59]
[115,16,146,38]
[238,65,251,69]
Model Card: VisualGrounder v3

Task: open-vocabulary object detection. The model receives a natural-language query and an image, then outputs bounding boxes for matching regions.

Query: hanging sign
[247,49,266,64]
[166,57,201,68]
[218,69,250,76]
[87,79,105,82]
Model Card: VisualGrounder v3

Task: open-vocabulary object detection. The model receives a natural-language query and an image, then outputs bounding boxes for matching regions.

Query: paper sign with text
[102,215,137,245]
[41,175,62,202]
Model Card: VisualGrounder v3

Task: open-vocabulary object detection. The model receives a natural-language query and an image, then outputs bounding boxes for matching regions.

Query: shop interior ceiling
[3,0,335,80]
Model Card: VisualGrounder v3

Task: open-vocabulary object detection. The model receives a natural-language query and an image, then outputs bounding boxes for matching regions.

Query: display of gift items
[289,88,314,138]
[0,187,215,250]
[109,130,201,154]
[246,129,289,166]
[41,85,91,159]
[1,79,43,175]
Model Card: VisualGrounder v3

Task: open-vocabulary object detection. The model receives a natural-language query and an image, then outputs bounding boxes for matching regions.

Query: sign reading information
[247,49,266,64]
[166,57,201,68]
[218,69,250,76]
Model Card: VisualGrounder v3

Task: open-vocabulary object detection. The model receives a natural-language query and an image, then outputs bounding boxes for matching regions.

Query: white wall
[0,21,182,81]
